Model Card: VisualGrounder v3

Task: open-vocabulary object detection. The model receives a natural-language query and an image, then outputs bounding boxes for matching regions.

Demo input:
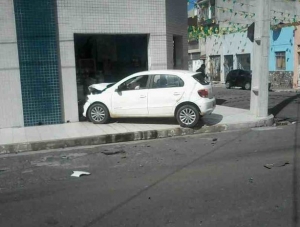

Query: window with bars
[275,51,286,70]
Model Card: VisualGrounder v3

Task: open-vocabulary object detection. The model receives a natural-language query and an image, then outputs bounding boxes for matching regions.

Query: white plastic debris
[71,171,91,177]
[251,127,282,131]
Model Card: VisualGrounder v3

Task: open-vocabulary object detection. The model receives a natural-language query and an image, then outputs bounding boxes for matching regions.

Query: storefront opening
[74,34,148,120]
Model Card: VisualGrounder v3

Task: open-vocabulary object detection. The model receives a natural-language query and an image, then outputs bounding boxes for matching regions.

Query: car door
[111,74,149,117]
[230,70,239,86]
[147,74,185,116]
[237,70,246,87]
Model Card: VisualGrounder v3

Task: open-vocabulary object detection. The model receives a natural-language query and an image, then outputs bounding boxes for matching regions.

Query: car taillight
[198,89,208,98]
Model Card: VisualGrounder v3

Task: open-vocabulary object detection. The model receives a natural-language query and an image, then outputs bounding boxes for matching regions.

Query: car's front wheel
[88,103,110,124]
[176,105,200,128]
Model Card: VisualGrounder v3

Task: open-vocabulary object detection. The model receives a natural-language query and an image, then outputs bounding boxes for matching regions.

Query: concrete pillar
[250,0,271,117]
[233,54,238,69]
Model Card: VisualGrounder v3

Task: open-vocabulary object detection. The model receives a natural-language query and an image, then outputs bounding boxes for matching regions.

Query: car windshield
[103,83,115,92]
[193,73,210,85]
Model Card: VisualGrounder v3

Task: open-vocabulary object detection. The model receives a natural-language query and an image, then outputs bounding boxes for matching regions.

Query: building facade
[0,0,188,129]
[269,27,295,89]
[205,31,253,82]
[195,0,300,87]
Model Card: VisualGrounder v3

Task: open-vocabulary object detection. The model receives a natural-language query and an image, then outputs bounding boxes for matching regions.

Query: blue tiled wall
[14,0,61,126]
[269,27,294,71]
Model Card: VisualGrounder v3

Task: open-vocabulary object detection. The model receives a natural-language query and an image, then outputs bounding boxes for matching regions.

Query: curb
[0,116,274,155]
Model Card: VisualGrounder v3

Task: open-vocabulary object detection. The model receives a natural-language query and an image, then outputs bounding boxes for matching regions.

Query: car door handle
[173,92,181,96]
[140,95,146,98]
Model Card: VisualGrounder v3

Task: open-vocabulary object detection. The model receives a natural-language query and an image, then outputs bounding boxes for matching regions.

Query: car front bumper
[82,101,91,118]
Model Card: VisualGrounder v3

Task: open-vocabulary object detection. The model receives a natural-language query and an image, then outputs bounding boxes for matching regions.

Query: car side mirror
[115,85,122,92]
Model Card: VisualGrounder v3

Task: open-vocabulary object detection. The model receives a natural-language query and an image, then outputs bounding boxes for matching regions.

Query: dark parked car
[225,69,271,90]
[225,69,252,90]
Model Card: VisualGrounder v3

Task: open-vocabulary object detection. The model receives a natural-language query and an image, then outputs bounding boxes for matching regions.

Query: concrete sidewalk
[0,106,274,154]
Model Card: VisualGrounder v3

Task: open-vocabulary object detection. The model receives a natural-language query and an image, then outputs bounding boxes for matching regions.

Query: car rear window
[193,73,210,85]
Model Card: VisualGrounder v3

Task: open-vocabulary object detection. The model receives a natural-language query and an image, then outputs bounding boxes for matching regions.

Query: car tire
[225,81,231,89]
[176,105,200,128]
[244,82,251,90]
[88,103,110,124]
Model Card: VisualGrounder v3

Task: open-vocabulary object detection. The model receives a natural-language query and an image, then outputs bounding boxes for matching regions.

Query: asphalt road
[213,87,300,122]
[0,121,300,227]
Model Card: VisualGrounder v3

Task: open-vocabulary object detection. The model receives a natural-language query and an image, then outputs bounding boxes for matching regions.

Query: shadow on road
[216,99,227,105]
[113,117,178,125]
[197,113,224,127]
[268,94,300,117]
[111,114,224,128]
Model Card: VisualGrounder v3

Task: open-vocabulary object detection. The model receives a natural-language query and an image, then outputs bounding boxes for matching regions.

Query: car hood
[88,83,114,92]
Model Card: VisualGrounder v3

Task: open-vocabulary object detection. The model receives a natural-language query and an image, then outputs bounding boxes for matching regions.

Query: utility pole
[250,0,271,117]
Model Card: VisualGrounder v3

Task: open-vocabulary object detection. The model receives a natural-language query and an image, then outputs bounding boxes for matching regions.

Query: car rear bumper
[197,97,216,116]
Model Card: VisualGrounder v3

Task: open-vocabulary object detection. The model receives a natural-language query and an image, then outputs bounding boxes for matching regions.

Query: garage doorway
[237,54,251,71]
[74,34,148,120]
[209,55,221,82]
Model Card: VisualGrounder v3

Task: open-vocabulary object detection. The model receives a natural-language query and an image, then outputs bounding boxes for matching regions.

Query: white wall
[205,32,253,83]
[0,0,24,128]
[57,0,187,122]
[216,0,300,29]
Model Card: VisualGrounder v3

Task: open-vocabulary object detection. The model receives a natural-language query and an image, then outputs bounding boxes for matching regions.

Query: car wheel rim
[245,83,250,89]
[91,106,105,122]
[179,108,196,125]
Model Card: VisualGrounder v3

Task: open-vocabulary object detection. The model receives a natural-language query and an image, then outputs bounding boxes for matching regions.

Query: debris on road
[252,126,281,131]
[71,171,91,177]
[264,161,290,169]
[212,138,218,142]
[264,164,273,169]
[0,169,7,174]
[273,161,290,167]
[101,149,126,155]
[249,177,253,183]
[21,169,33,174]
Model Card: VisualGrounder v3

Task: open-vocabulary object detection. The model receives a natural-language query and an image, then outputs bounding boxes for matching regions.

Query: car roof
[134,70,197,77]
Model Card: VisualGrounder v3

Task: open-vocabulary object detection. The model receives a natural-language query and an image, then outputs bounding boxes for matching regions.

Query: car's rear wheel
[244,82,251,90]
[88,103,110,124]
[176,105,200,128]
[225,81,231,89]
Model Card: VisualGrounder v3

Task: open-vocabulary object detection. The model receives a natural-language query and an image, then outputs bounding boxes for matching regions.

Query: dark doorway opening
[74,34,148,120]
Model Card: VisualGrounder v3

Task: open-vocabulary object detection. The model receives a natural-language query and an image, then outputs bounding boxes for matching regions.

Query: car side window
[119,75,149,91]
[152,74,184,88]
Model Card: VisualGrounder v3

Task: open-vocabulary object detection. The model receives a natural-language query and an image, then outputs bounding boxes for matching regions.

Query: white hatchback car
[83,70,216,128]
